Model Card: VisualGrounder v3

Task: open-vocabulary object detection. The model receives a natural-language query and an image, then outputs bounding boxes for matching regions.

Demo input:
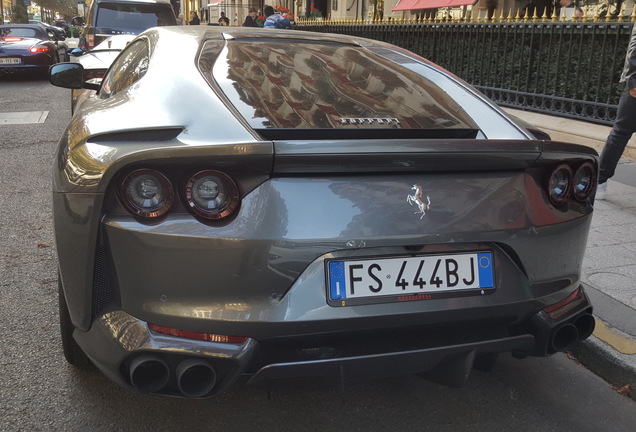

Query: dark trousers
[599,84,636,183]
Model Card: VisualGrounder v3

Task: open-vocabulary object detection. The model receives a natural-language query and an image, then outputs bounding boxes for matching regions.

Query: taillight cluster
[117,169,240,221]
[29,45,50,53]
[545,162,596,206]
[148,324,247,344]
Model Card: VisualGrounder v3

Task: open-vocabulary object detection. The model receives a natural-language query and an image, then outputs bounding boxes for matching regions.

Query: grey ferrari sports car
[49,26,597,398]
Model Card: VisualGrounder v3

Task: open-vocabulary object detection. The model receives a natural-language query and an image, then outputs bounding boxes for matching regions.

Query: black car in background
[0,24,68,76]
[77,0,176,51]
[54,20,72,37]
[28,20,67,40]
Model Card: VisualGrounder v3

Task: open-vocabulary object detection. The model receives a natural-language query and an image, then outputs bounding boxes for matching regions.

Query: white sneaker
[596,182,608,200]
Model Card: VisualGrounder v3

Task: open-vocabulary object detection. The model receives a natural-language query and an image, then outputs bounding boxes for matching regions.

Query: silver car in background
[49,26,597,398]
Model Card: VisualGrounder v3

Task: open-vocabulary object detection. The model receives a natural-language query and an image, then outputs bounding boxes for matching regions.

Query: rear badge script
[339,117,400,125]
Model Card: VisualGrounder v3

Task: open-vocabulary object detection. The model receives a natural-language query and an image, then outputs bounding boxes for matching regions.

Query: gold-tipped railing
[295,5,636,25]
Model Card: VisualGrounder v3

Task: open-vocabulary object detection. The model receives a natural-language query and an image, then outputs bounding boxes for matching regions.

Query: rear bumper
[0,64,48,73]
[74,285,594,398]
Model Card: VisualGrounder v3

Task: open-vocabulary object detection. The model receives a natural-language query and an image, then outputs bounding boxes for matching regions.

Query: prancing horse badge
[406,185,431,219]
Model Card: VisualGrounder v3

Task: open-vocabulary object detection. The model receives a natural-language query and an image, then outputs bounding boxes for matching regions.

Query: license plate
[327,252,494,306]
[0,58,21,65]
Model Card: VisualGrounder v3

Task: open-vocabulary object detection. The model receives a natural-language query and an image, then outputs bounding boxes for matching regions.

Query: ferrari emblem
[406,184,431,219]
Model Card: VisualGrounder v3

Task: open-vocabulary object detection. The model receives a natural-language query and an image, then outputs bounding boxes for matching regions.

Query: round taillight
[547,164,573,207]
[184,170,240,220]
[119,169,174,218]
[573,162,596,201]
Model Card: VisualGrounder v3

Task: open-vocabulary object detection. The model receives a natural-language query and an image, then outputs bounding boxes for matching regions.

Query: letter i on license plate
[327,252,494,306]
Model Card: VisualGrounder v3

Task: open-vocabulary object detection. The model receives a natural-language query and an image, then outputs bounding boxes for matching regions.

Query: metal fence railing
[297,18,635,125]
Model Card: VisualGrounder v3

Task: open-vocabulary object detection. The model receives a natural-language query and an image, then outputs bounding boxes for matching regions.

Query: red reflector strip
[148,323,248,344]
[84,69,106,80]
[544,287,583,319]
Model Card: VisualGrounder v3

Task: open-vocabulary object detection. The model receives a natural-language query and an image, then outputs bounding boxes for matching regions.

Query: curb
[571,335,636,401]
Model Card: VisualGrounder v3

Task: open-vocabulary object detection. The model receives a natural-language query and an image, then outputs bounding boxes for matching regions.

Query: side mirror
[49,63,100,91]
[69,48,84,57]
[72,16,85,26]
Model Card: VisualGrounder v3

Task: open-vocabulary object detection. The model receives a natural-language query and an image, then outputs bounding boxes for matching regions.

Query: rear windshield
[207,39,479,133]
[95,3,176,33]
[0,27,40,38]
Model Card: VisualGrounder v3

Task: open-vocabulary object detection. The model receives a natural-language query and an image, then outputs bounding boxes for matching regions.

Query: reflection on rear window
[96,3,175,33]
[0,28,39,38]
[208,39,479,130]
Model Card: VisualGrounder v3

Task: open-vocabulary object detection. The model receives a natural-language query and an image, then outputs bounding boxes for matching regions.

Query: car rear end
[55,29,597,398]
[0,35,54,75]
[80,0,176,50]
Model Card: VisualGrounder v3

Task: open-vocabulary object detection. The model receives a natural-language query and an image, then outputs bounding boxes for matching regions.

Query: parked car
[77,0,176,51]
[0,24,68,76]
[54,20,72,37]
[28,20,66,40]
[49,26,597,399]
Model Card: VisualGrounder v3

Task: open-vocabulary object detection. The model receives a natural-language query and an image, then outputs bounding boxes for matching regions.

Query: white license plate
[327,252,494,306]
[0,58,21,65]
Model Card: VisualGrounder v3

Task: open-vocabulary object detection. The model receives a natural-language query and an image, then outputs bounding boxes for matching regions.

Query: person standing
[263,5,290,28]
[243,7,259,27]
[597,24,636,199]
[188,11,200,25]
[218,11,230,26]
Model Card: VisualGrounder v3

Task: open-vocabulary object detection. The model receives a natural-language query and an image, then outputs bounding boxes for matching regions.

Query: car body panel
[69,35,138,112]
[51,26,597,397]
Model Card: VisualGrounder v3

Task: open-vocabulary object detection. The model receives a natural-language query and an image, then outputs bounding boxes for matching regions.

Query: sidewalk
[506,108,636,401]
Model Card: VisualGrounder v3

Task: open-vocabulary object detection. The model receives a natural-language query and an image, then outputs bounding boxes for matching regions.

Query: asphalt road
[1,75,635,432]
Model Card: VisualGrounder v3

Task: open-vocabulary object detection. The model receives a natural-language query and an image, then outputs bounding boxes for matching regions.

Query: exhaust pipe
[573,313,595,341]
[176,359,217,398]
[549,323,579,352]
[129,355,170,393]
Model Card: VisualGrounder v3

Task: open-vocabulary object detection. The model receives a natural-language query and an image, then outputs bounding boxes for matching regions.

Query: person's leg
[599,86,636,183]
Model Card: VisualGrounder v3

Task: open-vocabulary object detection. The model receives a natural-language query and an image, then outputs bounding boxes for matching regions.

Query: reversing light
[544,287,584,319]
[546,164,573,207]
[573,162,596,201]
[148,324,248,344]
[119,169,174,219]
[184,170,240,220]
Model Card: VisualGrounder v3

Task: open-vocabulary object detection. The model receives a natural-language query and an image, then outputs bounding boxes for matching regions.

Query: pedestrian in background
[243,7,259,27]
[263,6,281,28]
[218,11,230,26]
[597,24,636,199]
[189,11,200,25]
[263,5,291,28]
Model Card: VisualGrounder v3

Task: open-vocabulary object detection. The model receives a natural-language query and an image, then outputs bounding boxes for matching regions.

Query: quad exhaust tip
[549,323,579,352]
[176,359,217,398]
[548,312,595,353]
[129,355,170,394]
[128,355,217,397]
[573,313,595,341]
